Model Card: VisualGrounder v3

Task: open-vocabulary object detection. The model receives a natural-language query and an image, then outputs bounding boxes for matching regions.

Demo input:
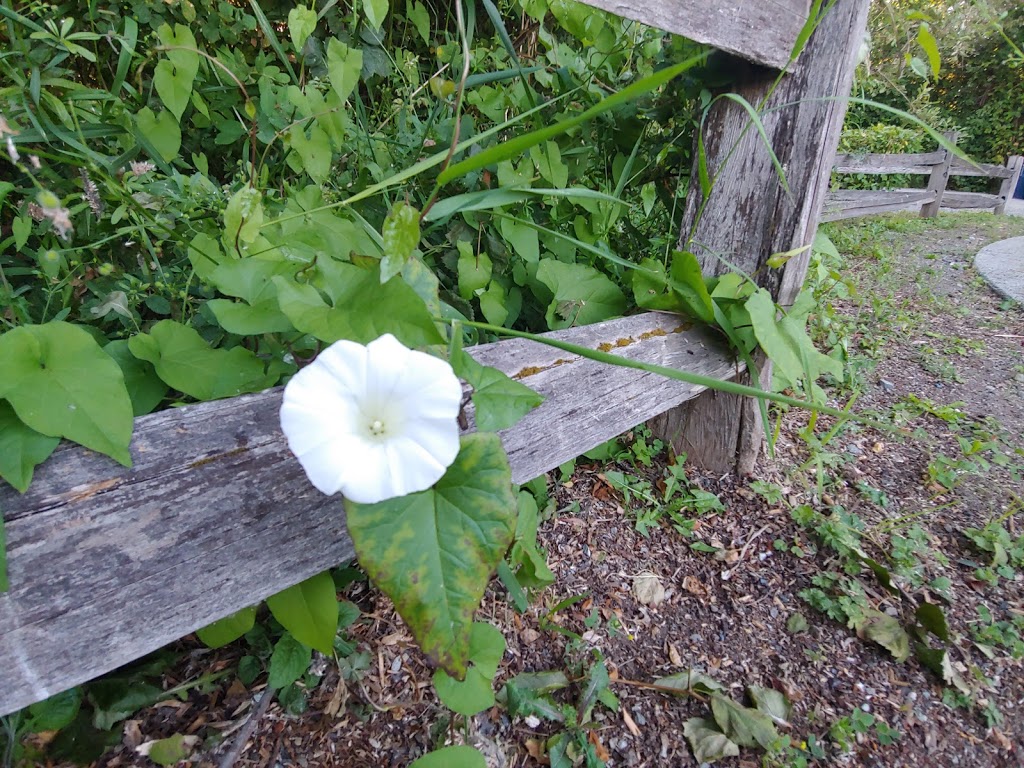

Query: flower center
[368,418,386,436]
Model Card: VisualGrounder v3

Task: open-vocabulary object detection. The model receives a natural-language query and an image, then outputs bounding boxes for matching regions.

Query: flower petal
[279,333,464,503]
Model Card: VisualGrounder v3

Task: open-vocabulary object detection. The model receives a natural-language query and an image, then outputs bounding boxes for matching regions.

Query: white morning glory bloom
[280,333,463,504]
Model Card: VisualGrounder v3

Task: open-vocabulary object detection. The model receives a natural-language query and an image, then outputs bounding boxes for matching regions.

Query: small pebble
[845,443,863,456]
[880,379,895,393]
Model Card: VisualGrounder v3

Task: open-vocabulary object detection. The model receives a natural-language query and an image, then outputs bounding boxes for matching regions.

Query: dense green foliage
[844,0,1022,164]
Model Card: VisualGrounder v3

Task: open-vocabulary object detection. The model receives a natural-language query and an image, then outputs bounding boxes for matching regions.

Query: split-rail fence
[1,0,871,717]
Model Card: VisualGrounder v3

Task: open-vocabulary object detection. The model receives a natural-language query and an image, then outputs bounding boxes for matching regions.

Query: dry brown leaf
[633,572,666,606]
[669,644,684,667]
[682,575,707,596]
[622,707,642,737]
[324,676,349,718]
[588,731,610,762]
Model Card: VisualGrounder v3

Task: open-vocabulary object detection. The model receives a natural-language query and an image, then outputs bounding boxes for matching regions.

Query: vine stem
[455,318,915,438]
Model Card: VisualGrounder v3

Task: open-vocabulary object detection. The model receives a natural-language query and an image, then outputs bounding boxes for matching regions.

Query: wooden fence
[0,0,873,717]
[823,137,1024,221]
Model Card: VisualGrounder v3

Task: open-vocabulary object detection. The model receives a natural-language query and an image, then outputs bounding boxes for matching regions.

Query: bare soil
[35,213,1024,768]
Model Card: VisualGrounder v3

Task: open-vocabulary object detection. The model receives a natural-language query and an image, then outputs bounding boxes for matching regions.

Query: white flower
[280,333,463,504]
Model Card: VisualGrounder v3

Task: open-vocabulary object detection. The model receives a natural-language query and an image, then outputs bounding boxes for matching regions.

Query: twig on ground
[217,686,275,768]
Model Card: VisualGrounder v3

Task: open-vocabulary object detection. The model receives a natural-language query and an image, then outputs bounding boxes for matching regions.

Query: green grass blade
[438,53,708,186]
[717,92,790,194]
[493,212,644,272]
[459,320,906,436]
[248,0,299,85]
[111,17,138,97]
[479,0,537,107]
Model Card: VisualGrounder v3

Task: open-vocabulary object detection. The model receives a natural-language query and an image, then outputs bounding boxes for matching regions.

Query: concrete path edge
[975,236,1024,305]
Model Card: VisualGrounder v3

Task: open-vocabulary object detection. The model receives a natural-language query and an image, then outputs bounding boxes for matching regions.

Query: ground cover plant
[3,0,1024,766]
[7,211,1022,767]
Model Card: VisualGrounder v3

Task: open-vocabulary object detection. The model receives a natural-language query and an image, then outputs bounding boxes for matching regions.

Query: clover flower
[280,334,463,504]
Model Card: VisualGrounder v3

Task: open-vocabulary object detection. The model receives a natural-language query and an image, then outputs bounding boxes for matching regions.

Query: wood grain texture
[821,189,935,221]
[833,151,945,175]
[0,312,736,716]
[938,191,1002,210]
[995,157,1023,215]
[652,0,871,472]
[919,132,956,218]
[574,0,810,70]
[950,157,1014,179]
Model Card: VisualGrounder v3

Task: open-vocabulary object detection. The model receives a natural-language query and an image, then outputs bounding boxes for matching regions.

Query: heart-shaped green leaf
[346,433,517,677]
[0,399,60,492]
[433,622,505,715]
[0,323,133,466]
[266,571,339,655]
[128,320,274,401]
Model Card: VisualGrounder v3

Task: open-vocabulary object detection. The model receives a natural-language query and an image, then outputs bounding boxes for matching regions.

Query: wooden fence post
[995,155,1024,215]
[919,132,957,218]
[649,0,871,475]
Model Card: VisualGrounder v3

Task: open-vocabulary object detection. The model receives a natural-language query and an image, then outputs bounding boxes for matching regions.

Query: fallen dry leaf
[633,572,666,606]
[588,731,610,762]
[622,707,642,737]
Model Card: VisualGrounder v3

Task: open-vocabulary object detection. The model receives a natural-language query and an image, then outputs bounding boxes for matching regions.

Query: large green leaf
[135,107,181,163]
[433,621,505,715]
[0,323,133,466]
[345,433,517,677]
[326,38,362,103]
[746,289,841,391]
[267,632,311,689]
[287,5,318,51]
[0,399,60,492]
[683,718,740,763]
[363,0,388,28]
[128,320,274,401]
[273,261,443,347]
[195,606,257,648]
[536,259,626,330]
[408,746,487,768]
[710,693,778,749]
[266,571,338,655]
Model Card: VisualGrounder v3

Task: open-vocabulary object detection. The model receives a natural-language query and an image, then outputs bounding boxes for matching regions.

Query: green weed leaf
[103,340,168,417]
[288,5,318,51]
[363,0,389,29]
[915,602,949,642]
[457,242,493,300]
[128,320,274,401]
[433,621,505,715]
[135,107,181,162]
[710,693,778,748]
[683,718,740,763]
[196,606,258,648]
[274,261,443,347]
[408,746,487,768]
[381,202,421,282]
[268,632,312,688]
[327,38,363,103]
[345,433,517,678]
[536,259,626,330]
[452,347,543,432]
[0,399,60,492]
[145,734,196,766]
[0,322,133,466]
[266,571,339,655]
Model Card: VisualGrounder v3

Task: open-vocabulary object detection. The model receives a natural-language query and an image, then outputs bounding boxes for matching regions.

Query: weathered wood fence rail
[823,137,1024,221]
[1,0,876,718]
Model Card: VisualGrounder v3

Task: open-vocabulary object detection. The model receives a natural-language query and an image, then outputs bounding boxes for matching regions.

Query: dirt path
[43,212,1024,768]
